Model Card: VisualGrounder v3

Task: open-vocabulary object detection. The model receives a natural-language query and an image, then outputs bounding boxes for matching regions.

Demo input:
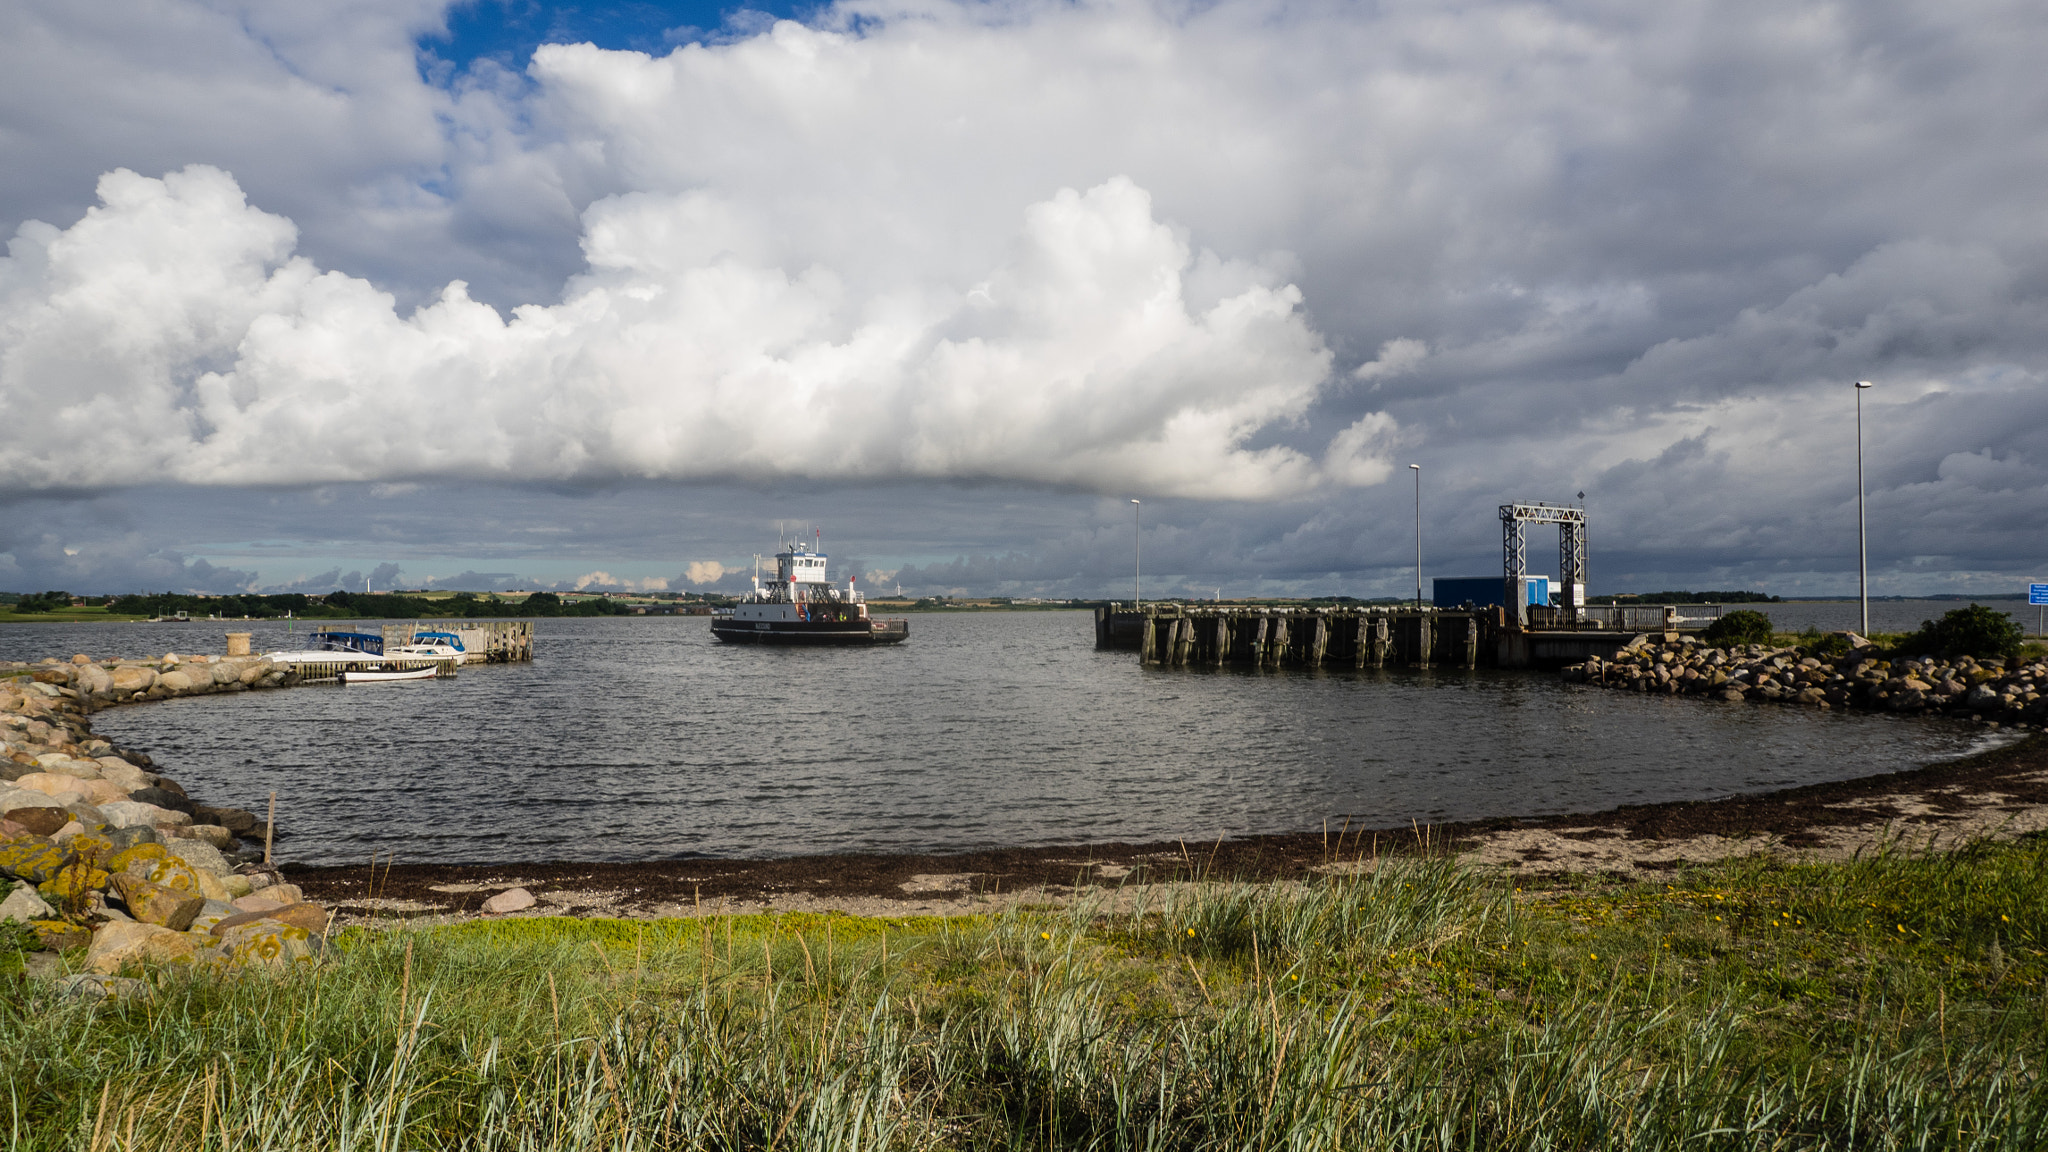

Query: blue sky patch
[423,0,818,76]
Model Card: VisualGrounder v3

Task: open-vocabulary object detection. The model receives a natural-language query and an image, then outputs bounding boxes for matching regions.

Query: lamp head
[1408,463,1421,471]
[1855,380,1873,389]
[1131,498,1140,505]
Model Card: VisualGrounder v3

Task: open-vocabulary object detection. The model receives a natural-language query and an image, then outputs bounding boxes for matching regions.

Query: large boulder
[109,872,204,931]
[72,665,113,697]
[481,887,537,914]
[87,921,199,973]
[11,772,86,799]
[164,839,232,877]
[217,920,314,968]
[96,801,178,829]
[0,787,64,811]
[0,836,66,883]
[6,807,67,836]
[108,666,155,694]
[191,805,256,835]
[0,883,55,922]
[156,671,196,693]
[210,901,329,937]
[173,825,236,851]
[32,920,93,951]
[128,786,192,815]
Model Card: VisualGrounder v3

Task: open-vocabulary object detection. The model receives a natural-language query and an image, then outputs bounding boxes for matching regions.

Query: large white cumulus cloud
[0,166,1361,497]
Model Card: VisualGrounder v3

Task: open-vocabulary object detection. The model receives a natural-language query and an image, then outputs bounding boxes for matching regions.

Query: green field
[7,834,2047,1149]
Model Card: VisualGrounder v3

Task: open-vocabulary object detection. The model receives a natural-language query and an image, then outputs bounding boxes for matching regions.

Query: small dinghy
[340,666,439,684]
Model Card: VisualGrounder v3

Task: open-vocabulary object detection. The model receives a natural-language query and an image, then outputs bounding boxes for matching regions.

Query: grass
[6,839,2048,1149]
[0,608,152,624]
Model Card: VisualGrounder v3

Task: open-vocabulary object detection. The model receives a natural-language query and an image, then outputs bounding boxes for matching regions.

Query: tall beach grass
[7,835,2048,1149]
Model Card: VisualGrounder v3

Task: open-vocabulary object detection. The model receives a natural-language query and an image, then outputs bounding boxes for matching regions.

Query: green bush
[1902,604,2024,661]
[1703,608,1775,647]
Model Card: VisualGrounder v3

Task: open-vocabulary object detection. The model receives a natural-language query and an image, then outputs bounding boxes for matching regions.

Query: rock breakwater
[1566,635,2048,729]
[2,653,330,983]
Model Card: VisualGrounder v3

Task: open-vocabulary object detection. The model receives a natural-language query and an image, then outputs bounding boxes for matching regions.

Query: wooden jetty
[377,620,535,663]
[1097,603,1501,669]
[1098,603,1684,670]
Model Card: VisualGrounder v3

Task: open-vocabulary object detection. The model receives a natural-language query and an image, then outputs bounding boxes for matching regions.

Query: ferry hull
[711,619,909,645]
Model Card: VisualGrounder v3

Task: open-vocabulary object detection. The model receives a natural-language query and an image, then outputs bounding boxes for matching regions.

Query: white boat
[388,630,469,661]
[339,666,439,684]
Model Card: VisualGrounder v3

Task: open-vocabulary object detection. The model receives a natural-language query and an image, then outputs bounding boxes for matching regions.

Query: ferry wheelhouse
[711,540,909,646]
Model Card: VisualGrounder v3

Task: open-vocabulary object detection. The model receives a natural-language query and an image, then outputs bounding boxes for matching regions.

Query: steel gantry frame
[1501,502,1588,625]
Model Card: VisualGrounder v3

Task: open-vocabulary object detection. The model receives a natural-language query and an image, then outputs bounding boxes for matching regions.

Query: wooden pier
[1098,603,1683,670]
[1097,604,1503,669]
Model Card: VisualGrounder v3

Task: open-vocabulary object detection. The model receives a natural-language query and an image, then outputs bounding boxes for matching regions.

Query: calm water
[2,611,2003,865]
[1741,600,2039,636]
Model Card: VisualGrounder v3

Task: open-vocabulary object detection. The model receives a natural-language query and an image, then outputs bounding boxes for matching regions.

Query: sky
[1,0,2045,599]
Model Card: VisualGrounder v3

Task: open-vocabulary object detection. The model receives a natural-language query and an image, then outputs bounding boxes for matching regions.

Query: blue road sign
[2031,583,2048,606]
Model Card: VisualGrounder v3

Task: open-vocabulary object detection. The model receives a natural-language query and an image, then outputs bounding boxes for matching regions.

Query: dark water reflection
[4,613,2000,865]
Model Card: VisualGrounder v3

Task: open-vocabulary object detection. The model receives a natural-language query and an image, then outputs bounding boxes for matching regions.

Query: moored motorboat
[339,666,439,684]
[711,537,909,646]
[388,630,469,661]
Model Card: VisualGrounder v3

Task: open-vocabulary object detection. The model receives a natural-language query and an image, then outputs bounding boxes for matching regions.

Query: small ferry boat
[711,539,909,646]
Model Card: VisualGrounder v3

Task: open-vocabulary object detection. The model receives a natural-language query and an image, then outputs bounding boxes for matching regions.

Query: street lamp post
[1855,381,1873,636]
[1131,499,1142,606]
[1409,464,1422,609]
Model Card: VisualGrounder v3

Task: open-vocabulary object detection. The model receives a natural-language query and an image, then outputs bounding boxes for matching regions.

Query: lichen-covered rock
[37,865,111,905]
[109,872,205,931]
[0,835,66,883]
[87,920,198,973]
[217,920,313,969]
[31,919,93,952]
[106,842,168,875]
[137,857,201,896]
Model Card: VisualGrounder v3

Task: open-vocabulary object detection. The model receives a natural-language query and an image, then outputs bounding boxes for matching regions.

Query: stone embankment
[2,653,330,993]
[1565,636,2048,729]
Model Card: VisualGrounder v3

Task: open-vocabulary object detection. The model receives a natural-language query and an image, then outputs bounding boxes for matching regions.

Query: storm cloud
[1,0,2044,595]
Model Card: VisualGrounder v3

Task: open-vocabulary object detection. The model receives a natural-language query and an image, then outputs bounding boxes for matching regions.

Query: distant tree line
[2,590,82,612]
[1590,591,1781,605]
[87,590,634,619]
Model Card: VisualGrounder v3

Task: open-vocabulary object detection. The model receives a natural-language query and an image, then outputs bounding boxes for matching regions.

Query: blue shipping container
[1432,576,1549,609]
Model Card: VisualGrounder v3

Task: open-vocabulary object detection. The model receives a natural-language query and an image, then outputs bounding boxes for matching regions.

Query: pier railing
[1527,605,1681,632]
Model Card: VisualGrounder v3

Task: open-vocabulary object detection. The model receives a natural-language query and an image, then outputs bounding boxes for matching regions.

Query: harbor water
[1,607,2013,865]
